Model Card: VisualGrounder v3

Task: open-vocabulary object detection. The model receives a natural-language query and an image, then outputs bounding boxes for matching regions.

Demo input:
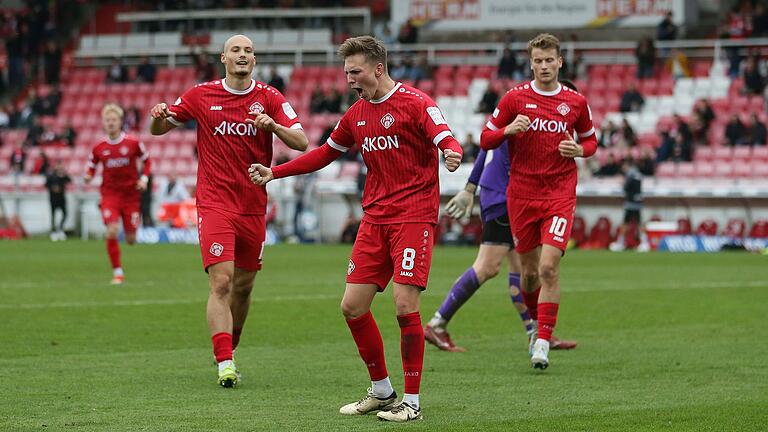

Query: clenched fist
[248,163,274,186]
[443,149,462,172]
[504,114,531,136]
[150,103,177,120]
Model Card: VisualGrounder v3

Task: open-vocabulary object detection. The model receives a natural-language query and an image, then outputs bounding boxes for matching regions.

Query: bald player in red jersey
[480,33,597,370]
[149,34,308,388]
[249,36,462,423]
[85,103,151,285]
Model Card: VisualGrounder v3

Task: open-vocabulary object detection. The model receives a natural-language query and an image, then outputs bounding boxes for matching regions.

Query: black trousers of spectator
[50,199,66,231]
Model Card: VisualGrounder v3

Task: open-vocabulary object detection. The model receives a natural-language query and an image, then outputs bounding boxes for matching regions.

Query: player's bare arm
[558,131,584,158]
[149,103,178,135]
[83,174,92,184]
[245,111,308,151]
[136,175,148,191]
[248,163,273,186]
[504,114,531,136]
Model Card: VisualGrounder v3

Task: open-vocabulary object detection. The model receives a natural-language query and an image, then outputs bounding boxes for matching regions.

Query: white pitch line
[0,280,766,310]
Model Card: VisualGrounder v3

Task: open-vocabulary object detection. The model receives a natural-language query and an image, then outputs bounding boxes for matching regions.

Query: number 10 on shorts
[548,216,567,242]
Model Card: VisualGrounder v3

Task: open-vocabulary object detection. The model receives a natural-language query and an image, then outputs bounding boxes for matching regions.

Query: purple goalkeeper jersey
[467,142,510,222]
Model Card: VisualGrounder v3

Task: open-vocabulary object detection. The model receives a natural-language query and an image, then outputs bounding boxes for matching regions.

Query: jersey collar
[530,80,562,96]
[370,82,402,104]
[222,78,256,95]
[106,132,125,145]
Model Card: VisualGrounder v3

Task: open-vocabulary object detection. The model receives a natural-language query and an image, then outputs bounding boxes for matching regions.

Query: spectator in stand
[106,57,129,83]
[324,89,342,114]
[374,23,397,45]
[194,53,216,82]
[124,105,142,131]
[617,119,637,148]
[753,2,768,37]
[635,37,656,79]
[599,120,618,148]
[398,18,419,44]
[673,114,693,143]
[318,120,336,146]
[46,161,71,241]
[60,122,76,147]
[136,57,157,83]
[725,6,752,78]
[158,172,190,204]
[690,116,708,147]
[25,117,45,147]
[694,99,715,130]
[656,127,675,162]
[657,11,678,41]
[497,47,519,80]
[408,56,430,82]
[43,41,62,84]
[619,82,644,112]
[725,114,746,146]
[10,144,26,178]
[744,113,767,146]
[0,105,9,129]
[638,147,656,176]
[594,153,621,177]
[389,57,411,81]
[33,148,50,175]
[341,89,357,112]
[666,48,690,80]
[309,88,325,114]
[267,66,285,93]
[462,133,479,163]
[477,84,500,114]
[743,55,765,95]
[671,133,692,161]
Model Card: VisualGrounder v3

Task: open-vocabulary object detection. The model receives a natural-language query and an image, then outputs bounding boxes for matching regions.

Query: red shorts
[346,221,435,291]
[197,207,265,272]
[101,198,140,235]
[508,197,576,254]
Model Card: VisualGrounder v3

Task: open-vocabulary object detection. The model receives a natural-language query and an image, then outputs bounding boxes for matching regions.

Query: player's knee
[476,262,500,281]
[340,300,366,320]
[538,263,559,283]
[125,236,136,245]
[232,280,253,299]
[209,273,233,297]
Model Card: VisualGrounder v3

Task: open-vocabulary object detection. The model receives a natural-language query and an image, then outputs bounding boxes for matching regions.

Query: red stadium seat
[752,160,768,177]
[722,218,746,237]
[695,219,718,236]
[581,216,613,250]
[749,220,768,238]
[570,215,587,247]
[655,162,677,177]
[677,162,695,177]
[732,146,751,161]
[732,163,752,178]
[752,146,768,161]
[677,217,692,234]
[714,163,733,178]
[695,146,714,161]
[694,161,715,177]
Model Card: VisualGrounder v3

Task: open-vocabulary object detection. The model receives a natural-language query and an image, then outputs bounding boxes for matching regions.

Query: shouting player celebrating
[149,34,308,387]
[480,34,597,370]
[85,103,151,285]
[248,36,462,422]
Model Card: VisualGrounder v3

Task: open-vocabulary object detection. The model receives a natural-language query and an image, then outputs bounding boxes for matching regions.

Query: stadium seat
[582,216,613,249]
[748,220,768,238]
[695,219,718,236]
[677,217,693,234]
[677,162,695,177]
[655,162,677,178]
[722,218,746,237]
[694,161,715,177]
[570,215,587,248]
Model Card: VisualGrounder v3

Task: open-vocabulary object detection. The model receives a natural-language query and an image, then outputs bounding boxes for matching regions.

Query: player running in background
[84,103,151,285]
[248,36,462,422]
[424,80,583,354]
[149,34,308,388]
[480,34,597,370]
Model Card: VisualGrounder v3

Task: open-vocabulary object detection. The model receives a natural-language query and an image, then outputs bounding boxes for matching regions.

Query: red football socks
[106,238,121,269]
[523,286,541,320]
[397,312,424,395]
[232,327,243,350]
[346,310,388,381]
[212,332,233,363]
[538,302,560,341]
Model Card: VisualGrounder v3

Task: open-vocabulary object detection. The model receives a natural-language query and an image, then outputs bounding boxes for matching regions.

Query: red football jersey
[486,81,595,199]
[327,82,454,224]
[87,132,149,199]
[169,79,302,215]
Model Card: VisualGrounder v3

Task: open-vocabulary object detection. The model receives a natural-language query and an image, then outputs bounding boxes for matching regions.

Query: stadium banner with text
[657,235,768,253]
[391,0,686,31]
[133,227,200,244]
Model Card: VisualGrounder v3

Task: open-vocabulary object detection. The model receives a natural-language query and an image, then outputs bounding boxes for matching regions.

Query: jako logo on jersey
[356,120,366,127]
[525,103,537,109]
[362,135,399,153]
[249,102,264,113]
[105,158,130,168]
[381,113,395,129]
[210,242,224,257]
[213,121,259,136]
[210,105,222,111]
[528,117,568,133]
[348,259,355,275]
[557,103,570,116]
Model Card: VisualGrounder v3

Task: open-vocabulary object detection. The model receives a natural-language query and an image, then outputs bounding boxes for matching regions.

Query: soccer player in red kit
[84,103,151,285]
[148,34,308,388]
[248,36,462,422]
[480,33,597,370]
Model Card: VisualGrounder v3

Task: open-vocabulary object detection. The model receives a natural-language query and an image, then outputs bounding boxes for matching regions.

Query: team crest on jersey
[381,113,395,129]
[210,242,224,257]
[120,146,128,155]
[557,103,570,116]
[102,150,110,156]
[348,259,355,275]
[249,102,264,114]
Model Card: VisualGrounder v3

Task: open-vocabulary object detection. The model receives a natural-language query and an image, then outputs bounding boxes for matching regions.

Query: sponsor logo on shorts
[210,242,224,257]
[347,259,355,275]
[399,271,413,277]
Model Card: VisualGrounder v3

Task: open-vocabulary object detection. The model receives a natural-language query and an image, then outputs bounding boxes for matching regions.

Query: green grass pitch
[1,240,767,431]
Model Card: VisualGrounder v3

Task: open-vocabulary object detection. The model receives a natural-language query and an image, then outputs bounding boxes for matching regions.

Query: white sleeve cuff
[167,116,182,126]
[326,137,348,152]
[432,130,453,146]
[485,121,499,131]
[290,123,303,130]
[578,127,596,138]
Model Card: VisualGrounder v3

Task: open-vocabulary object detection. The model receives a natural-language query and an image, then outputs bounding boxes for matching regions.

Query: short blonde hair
[101,103,124,119]
[527,33,561,56]
[338,36,388,67]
